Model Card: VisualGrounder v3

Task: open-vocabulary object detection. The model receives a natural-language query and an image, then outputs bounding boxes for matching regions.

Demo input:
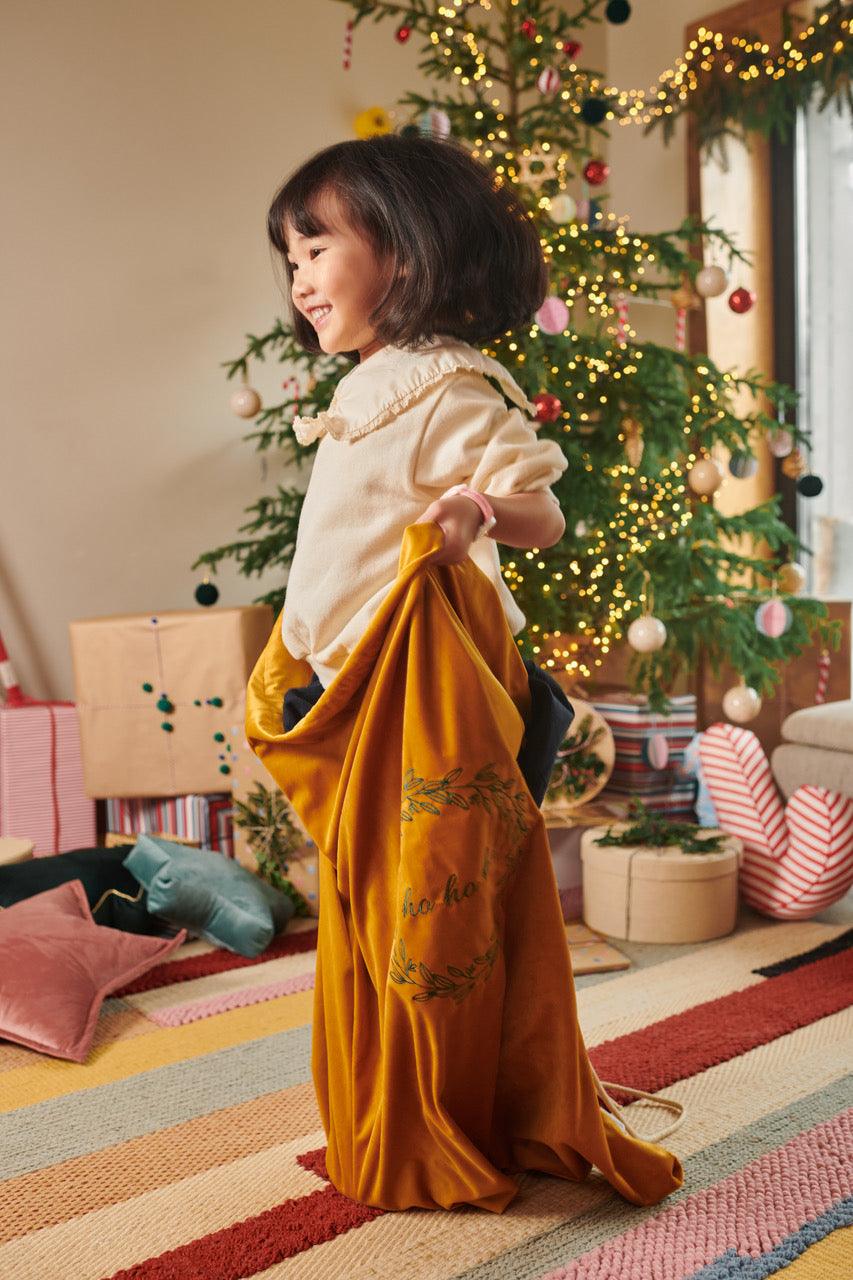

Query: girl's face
[285,193,393,364]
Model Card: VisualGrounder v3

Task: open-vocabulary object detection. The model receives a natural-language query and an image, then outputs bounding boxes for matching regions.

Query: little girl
[251,133,685,1214]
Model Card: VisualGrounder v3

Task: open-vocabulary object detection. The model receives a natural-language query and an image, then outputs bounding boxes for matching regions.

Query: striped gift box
[106,792,234,856]
[591,691,698,817]
[0,700,97,855]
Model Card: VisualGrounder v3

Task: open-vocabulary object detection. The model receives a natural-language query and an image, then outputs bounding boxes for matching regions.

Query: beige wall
[4,2,694,701]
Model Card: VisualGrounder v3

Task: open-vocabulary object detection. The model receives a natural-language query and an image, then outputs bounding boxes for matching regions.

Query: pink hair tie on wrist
[440,483,497,537]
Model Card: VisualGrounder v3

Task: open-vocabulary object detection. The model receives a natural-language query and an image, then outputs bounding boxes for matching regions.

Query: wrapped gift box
[591,691,698,817]
[0,700,97,855]
[105,793,234,856]
[69,606,273,798]
[580,823,743,944]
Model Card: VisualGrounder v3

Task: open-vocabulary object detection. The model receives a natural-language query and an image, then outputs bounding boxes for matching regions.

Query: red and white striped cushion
[698,724,853,920]
[698,724,788,860]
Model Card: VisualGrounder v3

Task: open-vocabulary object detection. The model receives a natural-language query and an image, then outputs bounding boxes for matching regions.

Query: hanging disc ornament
[548,193,577,223]
[688,457,723,495]
[606,0,632,22]
[722,683,762,724]
[768,427,793,457]
[777,561,806,594]
[536,67,561,96]
[694,264,728,298]
[195,577,219,607]
[536,296,570,334]
[580,97,607,125]
[797,472,824,497]
[533,392,562,423]
[230,386,261,419]
[583,158,609,186]
[755,598,792,638]
[781,449,805,479]
[627,614,667,652]
[729,450,758,479]
[728,286,755,314]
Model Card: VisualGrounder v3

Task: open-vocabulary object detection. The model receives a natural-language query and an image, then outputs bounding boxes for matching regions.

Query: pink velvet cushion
[0,879,187,1062]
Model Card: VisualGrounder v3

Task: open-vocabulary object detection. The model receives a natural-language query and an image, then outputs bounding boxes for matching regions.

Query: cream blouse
[281,334,568,688]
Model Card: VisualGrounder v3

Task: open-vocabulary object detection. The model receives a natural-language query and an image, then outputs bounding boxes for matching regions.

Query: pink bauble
[688,458,723,495]
[627,614,667,653]
[536,296,570,334]
[537,67,561,95]
[722,684,762,723]
[694,264,728,298]
[755,598,792,638]
[768,428,793,457]
[230,387,262,418]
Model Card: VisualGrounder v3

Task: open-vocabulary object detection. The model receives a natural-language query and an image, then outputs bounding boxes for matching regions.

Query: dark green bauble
[400,124,421,138]
[606,0,631,22]
[580,97,607,125]
[797,473,824,497]
[195,580,219,607]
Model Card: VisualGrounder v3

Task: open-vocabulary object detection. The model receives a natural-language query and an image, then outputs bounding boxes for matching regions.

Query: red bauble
[583,158,610,186]
[533,392,563,423]
[728,286,755,314]
[560,39,582,59]
[520,18,537,39]
[395,24,411,43]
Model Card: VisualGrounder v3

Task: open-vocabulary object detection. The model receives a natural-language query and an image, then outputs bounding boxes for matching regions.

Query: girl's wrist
[438,484,496,536]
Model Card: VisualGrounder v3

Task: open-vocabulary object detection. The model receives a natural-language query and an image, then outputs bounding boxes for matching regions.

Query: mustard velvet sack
[245,522,685,1213]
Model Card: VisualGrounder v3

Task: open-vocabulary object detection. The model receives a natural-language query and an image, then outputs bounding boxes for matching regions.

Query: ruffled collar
[292,335,538,445]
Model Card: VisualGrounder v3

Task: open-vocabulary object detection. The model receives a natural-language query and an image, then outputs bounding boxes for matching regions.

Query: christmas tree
[196,0,851,711]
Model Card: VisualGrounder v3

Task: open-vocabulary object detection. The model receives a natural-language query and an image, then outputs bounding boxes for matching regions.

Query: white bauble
[548,193,577,224]
[694,264,728,298]
[722,684,762,723]
[627,614,667,653]
[688,458,723,495]
[230,387,262,418]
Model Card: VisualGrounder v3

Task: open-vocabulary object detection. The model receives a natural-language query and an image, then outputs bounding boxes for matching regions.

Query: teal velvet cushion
[123,835,295,958]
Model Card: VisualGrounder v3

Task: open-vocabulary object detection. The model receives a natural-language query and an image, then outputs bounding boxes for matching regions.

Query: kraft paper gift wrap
[69,606,272,798]
[246,521,684,1215]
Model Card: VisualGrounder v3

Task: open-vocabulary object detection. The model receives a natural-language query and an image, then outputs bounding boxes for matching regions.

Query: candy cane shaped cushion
[698,723,853,920]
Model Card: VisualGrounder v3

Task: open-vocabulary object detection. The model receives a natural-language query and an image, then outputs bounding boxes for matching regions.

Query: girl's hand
[415,494,483,565]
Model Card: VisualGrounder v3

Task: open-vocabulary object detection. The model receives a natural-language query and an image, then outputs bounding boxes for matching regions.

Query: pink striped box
[0,700,97,855]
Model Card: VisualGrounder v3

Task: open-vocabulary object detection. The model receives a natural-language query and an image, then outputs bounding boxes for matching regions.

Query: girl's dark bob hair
[267,134,549,363]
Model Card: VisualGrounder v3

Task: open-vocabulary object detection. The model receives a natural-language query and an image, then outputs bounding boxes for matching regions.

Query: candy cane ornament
[815,648,831,704]
[614,292,629,346]
[674,306,687,353]
[342,18,353,70]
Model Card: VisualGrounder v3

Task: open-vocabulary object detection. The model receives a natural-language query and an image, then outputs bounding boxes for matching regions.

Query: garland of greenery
[593,796,727,853]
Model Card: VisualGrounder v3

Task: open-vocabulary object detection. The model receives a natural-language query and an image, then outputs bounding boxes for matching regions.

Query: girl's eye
[289,247,323,271]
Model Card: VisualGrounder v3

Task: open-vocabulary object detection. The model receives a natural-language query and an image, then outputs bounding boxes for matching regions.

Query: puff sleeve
[411,371,568,499]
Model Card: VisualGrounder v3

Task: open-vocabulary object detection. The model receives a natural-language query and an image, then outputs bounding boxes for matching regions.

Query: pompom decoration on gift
[354,106,392,139]
[606,0,632,22]
[195,578,219,607]
[694,264,728,298]
[728,286,755,314]
[642,733,670,770]
[580,96,607,125]
[777,561,806,594]
[548,193,577,224]
[583,158,609,186]
[755,598,792,638]
[536,296,570,334]
[728,450,758,479]
[722,683,762,724]
[768,427,794,457]
[419,107,451,139]
[627,614,667,653]
[536,67,561,96]
[688,457,723,495]
[230,387,261,419]
[797,473,824,498]
[395,25,411,43]
[533,392,562,423]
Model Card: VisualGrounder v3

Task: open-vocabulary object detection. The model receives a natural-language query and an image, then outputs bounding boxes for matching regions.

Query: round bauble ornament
[548,192,577,224]
[580,96,607,125]
[536,295,570,334]
[728,286,755,314]
[521,17,537,38]
[354,106,392,139]
[583,158,609,186]
[755,598,792,638]
[642,732,670,770]
[688,457,723,495]
[230,386,262,419]
[797,473,824,498]
[777,561,806,594]
[195,578,219,607]
[781,449,805,479]
[419,106,451,139]
[395,24,411,42]
[627,614,667,653]
[560,39,582,59]
[533,392,562,423]
[722,684,762,723]
[536,67,561,96]
[606,0,632,22]
[728,450,758,479]
[574,519,589,537]
[694,264,728,298]
[768,427,793,457]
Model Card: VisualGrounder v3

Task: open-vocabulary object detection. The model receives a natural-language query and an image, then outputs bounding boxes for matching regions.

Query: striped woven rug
[1,896,851,1279]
